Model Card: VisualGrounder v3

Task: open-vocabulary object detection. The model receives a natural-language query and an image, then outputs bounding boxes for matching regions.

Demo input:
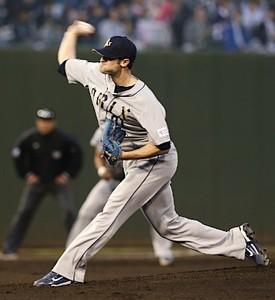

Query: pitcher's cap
[93,36,137,62]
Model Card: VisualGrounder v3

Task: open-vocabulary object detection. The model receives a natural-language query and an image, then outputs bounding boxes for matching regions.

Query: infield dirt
[0,250,274,300]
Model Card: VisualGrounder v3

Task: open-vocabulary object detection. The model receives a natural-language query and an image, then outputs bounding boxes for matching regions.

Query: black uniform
[3,127,82,254]
[12,128,82,182]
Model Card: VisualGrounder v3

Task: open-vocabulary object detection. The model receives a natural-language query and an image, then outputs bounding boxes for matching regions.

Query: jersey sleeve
[64,59,101,87]
[133,94,171,146]
[139,113,170,146]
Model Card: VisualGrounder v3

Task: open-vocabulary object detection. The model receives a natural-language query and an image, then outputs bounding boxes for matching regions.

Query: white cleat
[158,256,175,267]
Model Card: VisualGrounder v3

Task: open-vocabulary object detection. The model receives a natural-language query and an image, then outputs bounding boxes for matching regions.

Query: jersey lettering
[108,101,117,114]
[96,93,108,107]
[90,87,96,99]
[90,87,131,121]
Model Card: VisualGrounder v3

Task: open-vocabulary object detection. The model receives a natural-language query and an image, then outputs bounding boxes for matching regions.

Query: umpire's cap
[93,36,137,63]
[36,108,56,120]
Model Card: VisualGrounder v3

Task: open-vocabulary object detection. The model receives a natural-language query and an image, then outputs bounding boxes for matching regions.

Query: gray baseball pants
[66,178,173,259]
[53,147,246,282]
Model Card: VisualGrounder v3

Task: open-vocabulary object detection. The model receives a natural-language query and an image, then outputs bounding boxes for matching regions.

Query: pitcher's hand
[67,20,96,37]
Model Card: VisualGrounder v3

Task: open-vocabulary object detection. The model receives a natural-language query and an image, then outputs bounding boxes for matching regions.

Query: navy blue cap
[93,36,137,63]
[36,108,55,120]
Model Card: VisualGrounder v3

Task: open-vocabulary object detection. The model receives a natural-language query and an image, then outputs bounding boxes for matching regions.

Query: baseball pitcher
[34,21,270,287]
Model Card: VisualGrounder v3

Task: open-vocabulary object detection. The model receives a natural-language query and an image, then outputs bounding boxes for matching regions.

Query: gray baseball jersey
[65,59,170,151]
[52,58,246,282]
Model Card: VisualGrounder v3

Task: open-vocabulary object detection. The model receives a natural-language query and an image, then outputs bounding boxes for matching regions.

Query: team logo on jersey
[52,150,62,159]
[104,38,112,47]
[32,142,40,150]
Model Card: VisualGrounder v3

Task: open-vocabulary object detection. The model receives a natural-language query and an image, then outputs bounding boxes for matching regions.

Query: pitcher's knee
[158,216,201,240]
[157,216,180,237]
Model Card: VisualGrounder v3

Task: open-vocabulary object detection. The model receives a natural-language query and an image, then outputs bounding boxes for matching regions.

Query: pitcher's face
[99,56,122,74]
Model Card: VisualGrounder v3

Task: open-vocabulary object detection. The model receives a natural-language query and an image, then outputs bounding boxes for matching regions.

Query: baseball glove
[102,118,126,166]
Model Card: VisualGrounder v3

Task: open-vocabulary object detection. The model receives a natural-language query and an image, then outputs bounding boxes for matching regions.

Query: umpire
[0,108,82,260]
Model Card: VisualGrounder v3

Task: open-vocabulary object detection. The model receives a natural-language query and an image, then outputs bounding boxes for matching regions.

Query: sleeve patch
[157,127,169,138]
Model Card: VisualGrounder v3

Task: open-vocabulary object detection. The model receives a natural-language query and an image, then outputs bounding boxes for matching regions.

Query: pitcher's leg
[52,159,175,282]
[66,179,119,246]
[142,184,246,260]
[150,226,174,266]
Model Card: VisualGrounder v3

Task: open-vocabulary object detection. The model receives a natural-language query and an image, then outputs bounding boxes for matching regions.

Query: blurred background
[0,0,275,249]
[1,0,275,52]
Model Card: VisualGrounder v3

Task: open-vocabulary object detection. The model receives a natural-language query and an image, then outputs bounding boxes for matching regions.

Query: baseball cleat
[239,223,271,266]
[33,271,73,287]
[158,256,175,267]
[0,252,18,261]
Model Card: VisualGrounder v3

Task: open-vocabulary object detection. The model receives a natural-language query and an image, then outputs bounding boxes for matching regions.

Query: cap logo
[37,109,52,119]
[104,38,112,47]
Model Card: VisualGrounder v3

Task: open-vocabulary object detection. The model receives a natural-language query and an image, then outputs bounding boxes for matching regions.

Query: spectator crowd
[0,0,275,53]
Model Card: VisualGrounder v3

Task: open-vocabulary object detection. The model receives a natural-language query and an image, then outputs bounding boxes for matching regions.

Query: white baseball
[76,21,95,32]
